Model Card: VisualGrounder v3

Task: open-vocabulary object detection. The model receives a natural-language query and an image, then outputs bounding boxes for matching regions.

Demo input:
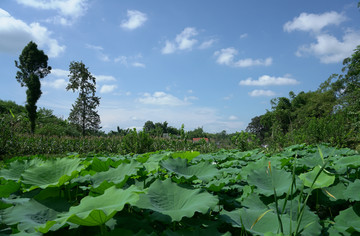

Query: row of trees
[14,41,101,136]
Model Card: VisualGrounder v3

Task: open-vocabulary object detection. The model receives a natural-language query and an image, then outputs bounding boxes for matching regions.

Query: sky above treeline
[1,0,360,133]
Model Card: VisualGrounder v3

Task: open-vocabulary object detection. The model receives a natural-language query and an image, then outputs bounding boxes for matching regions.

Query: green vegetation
[1,145,360,235]
[67,61,101,136]
[15,41,51,134]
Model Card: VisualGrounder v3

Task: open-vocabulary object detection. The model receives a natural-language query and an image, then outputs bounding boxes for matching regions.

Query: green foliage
[1,145,360,234]
[67,61,101,136]
[15,41,51,133]
[231,131,259,151]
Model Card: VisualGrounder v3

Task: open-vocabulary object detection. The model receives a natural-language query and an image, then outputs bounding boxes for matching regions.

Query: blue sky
[1,0,360,133]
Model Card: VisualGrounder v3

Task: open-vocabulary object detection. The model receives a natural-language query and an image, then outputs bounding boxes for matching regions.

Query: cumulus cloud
[239,75,299,86]
[114,55,145,68]
[42,79,67,89]
[284,11,360,63]
[214,47,272,67]
[16,0,88,25]
[296,31,360,63]
[138,92,189,106]
[121,10,147,30]
[199,39,216,49]
[86,44,110,62]
[0,8,65,57]
[248,89,276,97]
[229,115,238,120]
[284,11,347,33]
[132,62,146,68]
[95,75,116,82]
[161,27,198,54]
[41,68,68,89]
[100,84,117,94]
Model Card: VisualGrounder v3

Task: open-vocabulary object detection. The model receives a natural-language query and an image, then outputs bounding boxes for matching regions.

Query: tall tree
[66,61,101,136]
[15,41,51,133]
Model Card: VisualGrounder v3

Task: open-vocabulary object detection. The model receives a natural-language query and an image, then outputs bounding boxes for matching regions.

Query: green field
[1,144,360,235]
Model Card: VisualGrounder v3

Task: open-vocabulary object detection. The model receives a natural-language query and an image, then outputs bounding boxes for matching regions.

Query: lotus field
[1,144,360,235]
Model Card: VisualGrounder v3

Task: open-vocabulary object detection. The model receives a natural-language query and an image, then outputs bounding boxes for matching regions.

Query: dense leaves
[1,145,360,235]
[15,41,51,133]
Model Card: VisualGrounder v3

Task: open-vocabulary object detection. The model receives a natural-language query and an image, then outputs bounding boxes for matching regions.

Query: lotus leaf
[90,157,113,172]
[344,179,360,202]
[298,166,335,189]
[333,203,360,233]
[160,158,220,182]
[247,165,292,196]
[21,158,84,190]
[1,199,59,233]
[0,179,20,198]
[135,178,218,221]
[59,185,141,226]
[89,160,141,188]
[0,159,44,181]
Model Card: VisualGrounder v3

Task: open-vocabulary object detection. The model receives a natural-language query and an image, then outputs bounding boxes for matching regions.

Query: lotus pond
[1,144,360,235]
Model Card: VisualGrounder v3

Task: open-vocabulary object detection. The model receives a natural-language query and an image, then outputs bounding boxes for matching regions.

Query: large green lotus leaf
[21,158,84,190]
[160,158,220,182]
[268,198,322,236]
[296,153,324,168]
[247,165,292,196]
[90,157,113,172]
[0,179,20,198]
[135,178,218,222]
[90,160,141,188]
[58,185,141,226]
[333,203,360,233]
[333,155,360,174]
[0,159,44,181]
[344,179,360,202]
[322,182,348,201]
[171,151,200,161]
[298,166,335,189]
[240,157,281,181]
[1,199,59,233]
[220,208,285,234]
[143,153,170,172]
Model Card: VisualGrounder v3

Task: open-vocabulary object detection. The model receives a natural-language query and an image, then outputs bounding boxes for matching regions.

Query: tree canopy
[15,41,51,133]
[66,61,101,136]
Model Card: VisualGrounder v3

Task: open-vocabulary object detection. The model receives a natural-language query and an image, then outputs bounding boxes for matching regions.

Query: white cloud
[0,8,65,57]
[138,92,189,106]
[100,84,117,94]
[284,11,347,33]
[239,75,299,86]
[284,11,360,64]
[161,27,198,54]
[86,44,110,62]
[248,89,276,97]
[296,31,360,63]
[51,68,69,77]
[95,75,116,82]
[132,62,146,68]
[214,47,272,67]
[240,33,248,39]
[176,27,198,50]
[162,41,177,54]
[114,55,145,68]
[121,10,147,30]
[229,115,238,120]
[199,39,216,49]
[16,0,88,25]
[42,78,67,89]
